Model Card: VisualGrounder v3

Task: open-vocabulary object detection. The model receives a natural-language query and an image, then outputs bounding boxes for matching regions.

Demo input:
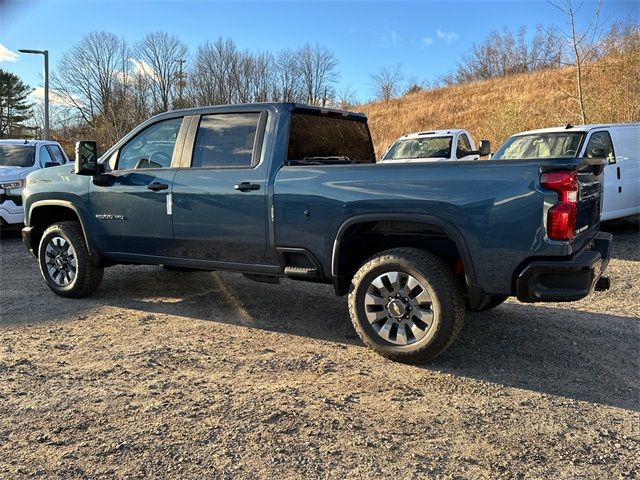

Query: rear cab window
[286,109,375,166]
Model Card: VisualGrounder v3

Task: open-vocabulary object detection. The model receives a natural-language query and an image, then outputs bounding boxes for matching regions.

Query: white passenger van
[492,124,639,221]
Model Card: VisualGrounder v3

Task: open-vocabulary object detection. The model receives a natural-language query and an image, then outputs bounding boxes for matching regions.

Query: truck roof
[397,129,469,140]
[510,123,640,136]
[0,139,61,147]
[164,102,368,120]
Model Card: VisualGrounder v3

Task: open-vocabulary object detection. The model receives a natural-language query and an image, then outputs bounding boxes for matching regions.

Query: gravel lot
[0,218,638,479]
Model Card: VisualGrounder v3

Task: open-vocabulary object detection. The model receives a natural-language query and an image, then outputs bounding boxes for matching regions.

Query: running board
[284,266,319,278]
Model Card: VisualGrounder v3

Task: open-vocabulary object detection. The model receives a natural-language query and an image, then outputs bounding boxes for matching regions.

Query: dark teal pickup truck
[21,103,611,362]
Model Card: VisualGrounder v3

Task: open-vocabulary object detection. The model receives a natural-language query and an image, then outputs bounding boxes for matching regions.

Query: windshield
[492,132,585,160]
[0,145,36,167]
[383,136,453,160]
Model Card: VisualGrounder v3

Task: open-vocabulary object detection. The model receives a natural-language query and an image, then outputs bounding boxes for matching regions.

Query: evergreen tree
[0,69,34,138]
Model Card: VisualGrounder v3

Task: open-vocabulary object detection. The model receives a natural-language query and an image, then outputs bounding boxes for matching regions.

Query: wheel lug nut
[396,294,400,298]
[404,298,409,302]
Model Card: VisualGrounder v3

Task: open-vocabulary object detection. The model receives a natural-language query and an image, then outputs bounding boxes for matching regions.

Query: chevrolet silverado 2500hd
[21,103,612,362]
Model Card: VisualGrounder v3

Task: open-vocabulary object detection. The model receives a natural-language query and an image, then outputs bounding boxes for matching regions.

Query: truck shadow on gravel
[434,304,639,411]
[2,234,637,412]
[92,269,639,412]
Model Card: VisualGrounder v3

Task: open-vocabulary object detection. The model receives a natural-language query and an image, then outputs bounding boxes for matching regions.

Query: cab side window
[117,117,183,170]
[39,146,54,167]
[585,131,615,163]
[456,134,472,159]
[192,113,262,168]
[47,145,66,164]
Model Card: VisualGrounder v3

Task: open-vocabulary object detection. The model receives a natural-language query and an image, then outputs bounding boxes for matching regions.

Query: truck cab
[380,129,489,163]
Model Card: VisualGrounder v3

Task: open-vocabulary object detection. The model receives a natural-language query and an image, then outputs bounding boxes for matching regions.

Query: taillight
[541,171,578,241]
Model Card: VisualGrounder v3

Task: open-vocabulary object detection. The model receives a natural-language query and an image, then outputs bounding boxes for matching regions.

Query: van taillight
[541,171,578,241]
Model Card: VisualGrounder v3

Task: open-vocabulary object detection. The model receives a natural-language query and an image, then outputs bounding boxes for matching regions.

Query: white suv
[0,140,69,226]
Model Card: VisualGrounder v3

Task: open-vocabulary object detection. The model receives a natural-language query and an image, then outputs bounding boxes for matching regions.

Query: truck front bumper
[516,232,612,302]
[22,225,36,257]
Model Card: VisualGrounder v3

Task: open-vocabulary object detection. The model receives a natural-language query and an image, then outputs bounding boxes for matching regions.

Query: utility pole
[19,49,49,139]
[175,59,186,107]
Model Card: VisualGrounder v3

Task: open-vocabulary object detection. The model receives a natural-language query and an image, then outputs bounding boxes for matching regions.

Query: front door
[89,116,186,257]
[172,111,270,266]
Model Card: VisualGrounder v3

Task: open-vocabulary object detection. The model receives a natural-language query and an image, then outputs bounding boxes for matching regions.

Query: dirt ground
[0,219,638,480]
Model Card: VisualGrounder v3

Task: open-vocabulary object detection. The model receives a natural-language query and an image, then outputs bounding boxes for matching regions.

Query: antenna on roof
[24,139,29,144]
[565,124,574,129]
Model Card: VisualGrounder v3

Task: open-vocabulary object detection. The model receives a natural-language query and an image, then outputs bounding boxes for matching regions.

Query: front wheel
[38,221,104,298]
[348,248,465,363]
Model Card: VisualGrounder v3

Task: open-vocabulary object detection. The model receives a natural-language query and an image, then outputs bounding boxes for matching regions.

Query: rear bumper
[516,232,612,302]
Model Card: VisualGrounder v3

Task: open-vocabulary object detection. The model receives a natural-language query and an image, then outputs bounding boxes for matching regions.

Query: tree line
[1,1,637,146]
[44,32,342,145]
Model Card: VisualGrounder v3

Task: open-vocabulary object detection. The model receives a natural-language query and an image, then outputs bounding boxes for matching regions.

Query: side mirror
[478,140,491,157]
[590,147,606,158]
[75,141,98,175]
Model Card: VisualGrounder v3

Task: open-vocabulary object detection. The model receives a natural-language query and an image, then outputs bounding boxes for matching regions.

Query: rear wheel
[348,248,464,363]
[38,221,103,298]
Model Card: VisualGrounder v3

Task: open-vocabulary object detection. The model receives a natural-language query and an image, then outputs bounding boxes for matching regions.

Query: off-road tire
[348,248,465,363]
[38,221,104,298]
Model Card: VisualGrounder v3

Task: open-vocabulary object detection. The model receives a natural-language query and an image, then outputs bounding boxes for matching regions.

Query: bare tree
[370,64,404,101]
[53,32,129,129]
[335,84,359,110]
[189,37,242,106]
[274,49,302,101]
[135,31,188,113]
[296,43,339,105]
[548,0,603,123]
[455,26,563,83]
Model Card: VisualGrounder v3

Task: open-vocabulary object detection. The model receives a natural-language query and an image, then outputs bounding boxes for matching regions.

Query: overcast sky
[1,0,637,102]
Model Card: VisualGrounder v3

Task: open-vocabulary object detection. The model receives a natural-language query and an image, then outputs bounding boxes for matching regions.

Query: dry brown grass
[360,52,640,157]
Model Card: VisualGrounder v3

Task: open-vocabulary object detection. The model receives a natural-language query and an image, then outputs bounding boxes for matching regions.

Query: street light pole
[19,48,49,140]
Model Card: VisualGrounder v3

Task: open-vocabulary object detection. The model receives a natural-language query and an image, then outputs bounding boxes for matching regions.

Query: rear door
[89,116,188,257]
[171,111,270,265]
[581,128,636,220]
[605,127,640,218]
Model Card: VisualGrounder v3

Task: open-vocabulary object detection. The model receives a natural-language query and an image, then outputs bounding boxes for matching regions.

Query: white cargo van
[492,124,639,221]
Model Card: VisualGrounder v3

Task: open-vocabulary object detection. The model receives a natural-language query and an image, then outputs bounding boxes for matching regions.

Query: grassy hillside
[360,51,640,157]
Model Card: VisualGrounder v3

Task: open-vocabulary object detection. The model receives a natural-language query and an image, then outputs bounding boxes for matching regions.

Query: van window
[493,132,585,160]
[585,131,615,163]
